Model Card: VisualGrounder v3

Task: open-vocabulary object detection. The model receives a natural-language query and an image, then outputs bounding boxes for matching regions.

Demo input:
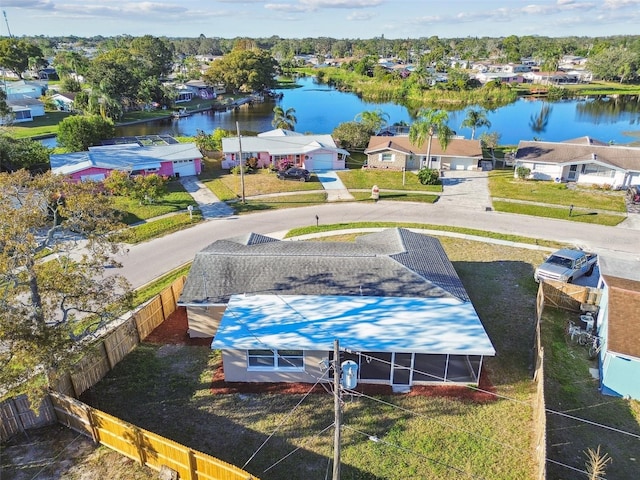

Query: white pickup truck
[534,248,598,283]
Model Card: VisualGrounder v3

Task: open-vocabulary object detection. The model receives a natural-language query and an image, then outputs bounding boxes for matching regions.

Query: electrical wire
[262,422,335,474]
[342,424,490,480]
[29,431,84,480]
[242,368,330,469]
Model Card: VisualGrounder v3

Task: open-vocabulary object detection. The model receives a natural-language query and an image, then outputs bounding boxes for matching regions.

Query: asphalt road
[116,201,640,289]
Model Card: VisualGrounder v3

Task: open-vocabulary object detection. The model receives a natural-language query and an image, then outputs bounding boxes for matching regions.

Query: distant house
[50,140,202,181]
[596,257,640,400]
[221,129,349,171]
[50,92,77,112]
[364,135,484,171]
[2,80,47,101]
[38,68,59,80]
[3,98,45,124]
[178,228,495,390]
[514,137,640,189]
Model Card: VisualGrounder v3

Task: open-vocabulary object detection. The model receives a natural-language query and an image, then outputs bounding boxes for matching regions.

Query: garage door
[309,154,334,171]
[449,158,475,171]
[172,159,197,177]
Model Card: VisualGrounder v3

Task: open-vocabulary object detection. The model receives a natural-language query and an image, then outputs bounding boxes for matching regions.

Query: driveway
[437,170,492,211]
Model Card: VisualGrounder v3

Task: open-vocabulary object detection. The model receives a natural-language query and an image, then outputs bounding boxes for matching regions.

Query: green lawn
[489,170,627,212]
[493,200,626,226]
[337,169,442,192]
[8,111,71,139]
[112,181,195,224]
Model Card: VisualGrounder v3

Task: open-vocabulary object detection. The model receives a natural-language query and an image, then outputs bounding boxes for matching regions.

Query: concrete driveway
[437,170,492,211]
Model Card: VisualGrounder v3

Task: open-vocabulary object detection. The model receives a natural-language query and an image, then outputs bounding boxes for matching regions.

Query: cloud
[346,11,374,21]
[300,0,383,7]
[2,0,54,8]
[265,2,308,12]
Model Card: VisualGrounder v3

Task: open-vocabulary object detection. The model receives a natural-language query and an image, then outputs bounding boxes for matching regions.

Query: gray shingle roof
[178,228,470,305]
[516,139,640,172]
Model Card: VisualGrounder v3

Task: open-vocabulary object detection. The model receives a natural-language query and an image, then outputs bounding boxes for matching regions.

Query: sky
[3,0,640,40]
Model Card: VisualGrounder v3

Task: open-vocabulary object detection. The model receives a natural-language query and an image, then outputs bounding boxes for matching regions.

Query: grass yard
[8,111,71,139]
[203,168,322,201]
[541,308,640,479]
[112,181,195,224]
[337,169,443,192]
[489,170,627,212]
[493,200,626,226]
[81,237,545,480]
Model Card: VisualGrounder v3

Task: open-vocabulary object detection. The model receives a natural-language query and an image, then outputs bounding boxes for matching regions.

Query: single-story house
[2,80,47,101]
[221,128,349,171]
[178,228,495,390]
[50,92,77,112]
[514,136,640,189]
[595,256,640,400]
[364,135,484,171]
[2,98,45,124]
[50,141,202,181]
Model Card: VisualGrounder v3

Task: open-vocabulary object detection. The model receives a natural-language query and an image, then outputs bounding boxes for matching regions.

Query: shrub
[516,166,531,180]
[417,167,441,185]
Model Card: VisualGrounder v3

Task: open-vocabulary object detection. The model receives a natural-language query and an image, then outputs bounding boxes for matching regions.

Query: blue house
[596,258,640,400]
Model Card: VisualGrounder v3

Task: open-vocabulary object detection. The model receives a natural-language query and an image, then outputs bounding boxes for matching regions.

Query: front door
[391,353,413,386]
[567,164,578,181]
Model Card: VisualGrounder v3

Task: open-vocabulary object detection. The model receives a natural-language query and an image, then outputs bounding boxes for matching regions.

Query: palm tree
[529,104,552,135]
[409,108,454,169]
[460,108,491,140]
[354,109,390,134]
[272,106,297,131]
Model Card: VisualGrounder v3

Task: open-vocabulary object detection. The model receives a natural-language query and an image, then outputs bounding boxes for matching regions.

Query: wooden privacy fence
[532,285,547,480]
[50,391,259,480]
[539,279,601,312]
[51,275,186,398]
[1,276,185,441]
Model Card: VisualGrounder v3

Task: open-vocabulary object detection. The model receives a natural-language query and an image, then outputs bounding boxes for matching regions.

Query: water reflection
[41,78,640,147]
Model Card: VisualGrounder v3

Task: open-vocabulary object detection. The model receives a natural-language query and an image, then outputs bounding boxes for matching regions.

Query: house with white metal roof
[50,140,203,181]
[178,228,495,390]
[221,128,349,171]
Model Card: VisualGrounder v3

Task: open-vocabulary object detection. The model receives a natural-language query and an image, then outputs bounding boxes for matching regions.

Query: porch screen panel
[413,354,447,382]
[359,352,392,381]
[446,355,478,382]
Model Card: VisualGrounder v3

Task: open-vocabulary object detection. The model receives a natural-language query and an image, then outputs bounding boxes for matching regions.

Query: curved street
[117,193,640,289]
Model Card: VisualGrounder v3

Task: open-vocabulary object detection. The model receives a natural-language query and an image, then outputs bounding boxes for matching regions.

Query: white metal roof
[211,294,496,356]
[50,143,202,175]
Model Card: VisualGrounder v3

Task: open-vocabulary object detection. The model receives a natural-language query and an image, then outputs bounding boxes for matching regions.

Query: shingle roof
[364,136,483,158]
[602,275,640,360]
[515,139,640,172]
[222,129,349,156]
[179,228,470,305]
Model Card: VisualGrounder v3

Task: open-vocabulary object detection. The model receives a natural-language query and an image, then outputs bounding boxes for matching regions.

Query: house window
[581,164,615,177]
[247,349,304,370]
[381,153,393,162]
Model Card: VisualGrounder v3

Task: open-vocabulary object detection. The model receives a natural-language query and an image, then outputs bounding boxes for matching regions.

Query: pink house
[50,142,203,181]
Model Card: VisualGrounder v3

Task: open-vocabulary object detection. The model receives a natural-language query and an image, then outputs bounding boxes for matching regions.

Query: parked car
[276,167,311,182]
[627,185,640,204]
[534,248,598,283]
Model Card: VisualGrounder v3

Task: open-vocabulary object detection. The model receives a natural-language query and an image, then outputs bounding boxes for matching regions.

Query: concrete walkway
[315,170,355,201]
[178,176,234,219]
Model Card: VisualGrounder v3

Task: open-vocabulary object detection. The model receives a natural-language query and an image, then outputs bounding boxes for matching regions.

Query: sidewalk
[315,171,355,201]
[178,176,234,219]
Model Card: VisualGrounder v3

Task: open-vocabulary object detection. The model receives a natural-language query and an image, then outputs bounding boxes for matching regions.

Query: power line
[242,368,330,469]
[262,422,335,474]
[342,424,491,480]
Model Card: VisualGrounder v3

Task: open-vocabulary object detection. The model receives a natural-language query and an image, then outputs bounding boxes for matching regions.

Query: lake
[45,76,640,147]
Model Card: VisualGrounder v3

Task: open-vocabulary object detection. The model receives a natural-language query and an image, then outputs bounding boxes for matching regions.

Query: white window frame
[247,349,304,371]
[381,153,393,162]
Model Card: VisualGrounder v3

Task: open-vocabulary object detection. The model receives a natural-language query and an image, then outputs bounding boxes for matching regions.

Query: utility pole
[235,121,245,203]
[332,338,341,480]
[3,11,12,38]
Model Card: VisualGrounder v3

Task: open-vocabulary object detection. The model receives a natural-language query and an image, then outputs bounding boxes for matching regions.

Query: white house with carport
[514,136,640,189]
[221,128,348,171]
[178,228,496,391]
[364,135,484,171]
[50,139,202,181]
